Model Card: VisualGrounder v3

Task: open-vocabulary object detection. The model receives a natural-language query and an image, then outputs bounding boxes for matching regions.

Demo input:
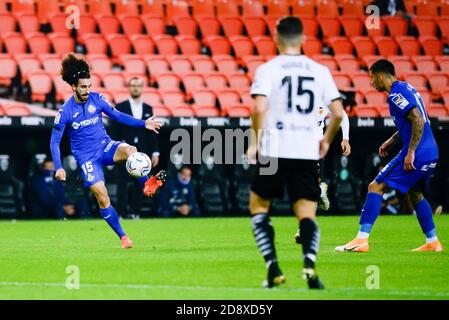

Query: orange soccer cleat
[335,238,369,253]
[143,170,167,197]
[121,235,133,249]
[411,240,444,252]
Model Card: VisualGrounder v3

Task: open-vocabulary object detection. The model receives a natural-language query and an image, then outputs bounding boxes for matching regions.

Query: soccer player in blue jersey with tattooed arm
[336,59,443,253]
[50,53,166,249]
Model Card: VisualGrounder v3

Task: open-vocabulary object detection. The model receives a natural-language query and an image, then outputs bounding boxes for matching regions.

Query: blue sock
[414,199,437,239]
[100,206,126,239]
[138,176,148,188]
[358,193,383,234]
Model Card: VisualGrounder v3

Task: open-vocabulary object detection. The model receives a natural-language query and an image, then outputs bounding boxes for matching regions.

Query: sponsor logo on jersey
[87,174,95,182]
[73,112,80,118]
[71,116,99,130]
[391,93,409,109]
[87,104,96,114]
[54,112,61,124]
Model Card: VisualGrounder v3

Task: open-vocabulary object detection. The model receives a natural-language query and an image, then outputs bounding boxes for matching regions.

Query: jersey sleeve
[250,64,271,98]
[321,67,341,107]
[97,93,146,128]
[389,86,417,117]
[341,110,350,140]
[50,108,67,171]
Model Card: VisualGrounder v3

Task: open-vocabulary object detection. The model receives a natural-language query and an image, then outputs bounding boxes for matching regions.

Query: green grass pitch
[0,215,448,300]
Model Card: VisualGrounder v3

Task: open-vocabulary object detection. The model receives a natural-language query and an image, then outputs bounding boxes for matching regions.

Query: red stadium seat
[206,36,231,55]
[342,0,364,16]
[166,1,190,26]
[16,55,41,83]
[4,104,32,116]
[28,71,53,102]
[205,73,228,90]
[48,14,72,35]
[197,16,221,37]
[442,2,449,17]
[300,17,319,37]
[119,15,144,36]
[389,56,414,77]
[373,36,398,56]
[0,13,16,34]
[82,33,108,55]
[361,55,384,69]
[229,36,255,58]
[217,89,241,108]
[106,34,132,58]
[142,90,163,106]
[141,0,164,17]
[414,57,437,73]
[142,15,166,36]
[53,75,73,101]
[383,16,408,36]
[351,72,372,91]
[216,1,239,17]
[436,18,449,44]
[76,15,97,43]
[26,33,52,54]
[37,0,61,24]
[11,0,34,15]
[366,17,386,37]
[351,36,376,57]
[267,0,289,16]
[88,0,112,17]
[154,35,179,55]
[375,104,391,118]
[302,36,323,56]
[340,17,364,37]
[416,1,439,17]
[253,36,276,56]
[49,33,75,55]
[160,90,186,106]
[242,1,264,17]
[240,90,253,106]
[227,73,250,89]
[328,37,354,55]
[214,55,239,75]
[174,16,198,36]
[63,0,87,14]
[396,36,421,56]
[353,104,380,117]
[220,17,244,37]
[102,72,125,90]
[332,72,352,90]
[170,105,195,117]
[242,55,265,78]
[120,55,146,75]
[192,0,215,17]
[40,54,61,75]
[427,73,449,95]
[364,90,387,105]
[414,17,437,37]
[16,13,40,34]
[427,105,449,117]
[192,88,216,107]
[335,55,360,72]
[130,34,156,55]
[317,0,338,17]
[182,73,205,93]
[402,73,428,90]
[194,106,220,117]
[97,15,120,36]
[111,88,131,104]
[224,105,252,117]
[435,56,449,72]
[175,35,201,55]
[167,56,193,75]
[152,106,172,117]
[419,90,431,107]
[190,55,215,74]
[115,0,139,17]
[317,17,341,39]
[145,55,170,81]
[419,36,443,56]
[157,73,181,90]
[313,54,338,71]
[2,33,27,54]
[87,54,112,73]
[242,17,267,37]
[291,0,315,17]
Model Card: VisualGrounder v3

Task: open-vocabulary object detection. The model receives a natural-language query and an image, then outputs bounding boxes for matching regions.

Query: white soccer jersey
[318,106,350,140]
[251,55,341,160]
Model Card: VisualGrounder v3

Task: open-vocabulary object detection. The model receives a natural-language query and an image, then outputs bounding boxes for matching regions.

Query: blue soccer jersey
[50,92,146,186]
[375,81,439,193]
[387,81,439,162]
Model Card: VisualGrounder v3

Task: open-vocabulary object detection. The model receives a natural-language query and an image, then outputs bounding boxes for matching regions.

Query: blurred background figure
[111,77,160,218]
[156,165,200,218]
[371,0,407,16]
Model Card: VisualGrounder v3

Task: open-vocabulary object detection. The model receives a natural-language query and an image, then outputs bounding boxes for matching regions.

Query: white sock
[356,231,370,239]
[426,236,438,243]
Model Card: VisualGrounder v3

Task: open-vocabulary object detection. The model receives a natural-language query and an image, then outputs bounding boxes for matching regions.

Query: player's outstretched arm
[340,110,351,156]
[404,108,425,171]
[321,99,343,158]
[379,131,400,157]
[50,127,66,181]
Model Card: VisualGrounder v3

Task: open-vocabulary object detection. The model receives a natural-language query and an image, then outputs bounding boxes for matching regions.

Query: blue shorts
[78,139,124,188]
[375,154,437,193]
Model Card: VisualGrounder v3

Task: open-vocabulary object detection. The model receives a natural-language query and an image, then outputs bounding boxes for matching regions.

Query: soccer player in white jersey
[247,17,344,289]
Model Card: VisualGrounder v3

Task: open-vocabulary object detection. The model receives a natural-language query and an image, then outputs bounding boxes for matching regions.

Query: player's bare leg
[409,188,443,252]
[250,192,285,288]
[335,180,385,253]
[90,181,132,249]
[112,143,166,197]
[293,199,324,289]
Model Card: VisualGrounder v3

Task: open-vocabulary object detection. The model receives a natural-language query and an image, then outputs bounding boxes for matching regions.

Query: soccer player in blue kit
[336,59,443,253]
[50,53,166,249]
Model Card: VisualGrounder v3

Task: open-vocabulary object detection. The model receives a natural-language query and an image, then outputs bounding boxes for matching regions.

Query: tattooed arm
[404,108,425,171]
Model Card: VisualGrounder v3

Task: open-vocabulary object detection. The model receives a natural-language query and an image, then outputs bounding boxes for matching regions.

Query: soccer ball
[126,152,152,178]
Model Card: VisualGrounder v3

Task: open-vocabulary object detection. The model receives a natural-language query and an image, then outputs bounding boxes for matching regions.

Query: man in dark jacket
[111,77,160,217]
[157,166,200,218]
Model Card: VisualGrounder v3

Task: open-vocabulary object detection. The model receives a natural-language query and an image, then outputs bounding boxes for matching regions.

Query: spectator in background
[157,166,200,218]
[371,0,407,16]
[30,160,74,219]
[111,77,160,218]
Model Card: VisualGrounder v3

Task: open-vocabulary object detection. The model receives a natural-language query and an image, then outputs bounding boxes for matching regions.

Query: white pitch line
[0,282,448,298]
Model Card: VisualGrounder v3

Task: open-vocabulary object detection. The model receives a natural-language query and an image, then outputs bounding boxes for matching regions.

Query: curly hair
[61,52,91,86]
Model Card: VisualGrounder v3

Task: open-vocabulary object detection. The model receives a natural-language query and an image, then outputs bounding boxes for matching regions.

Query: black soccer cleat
[262,261,286,288]
[303,268,325,289]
